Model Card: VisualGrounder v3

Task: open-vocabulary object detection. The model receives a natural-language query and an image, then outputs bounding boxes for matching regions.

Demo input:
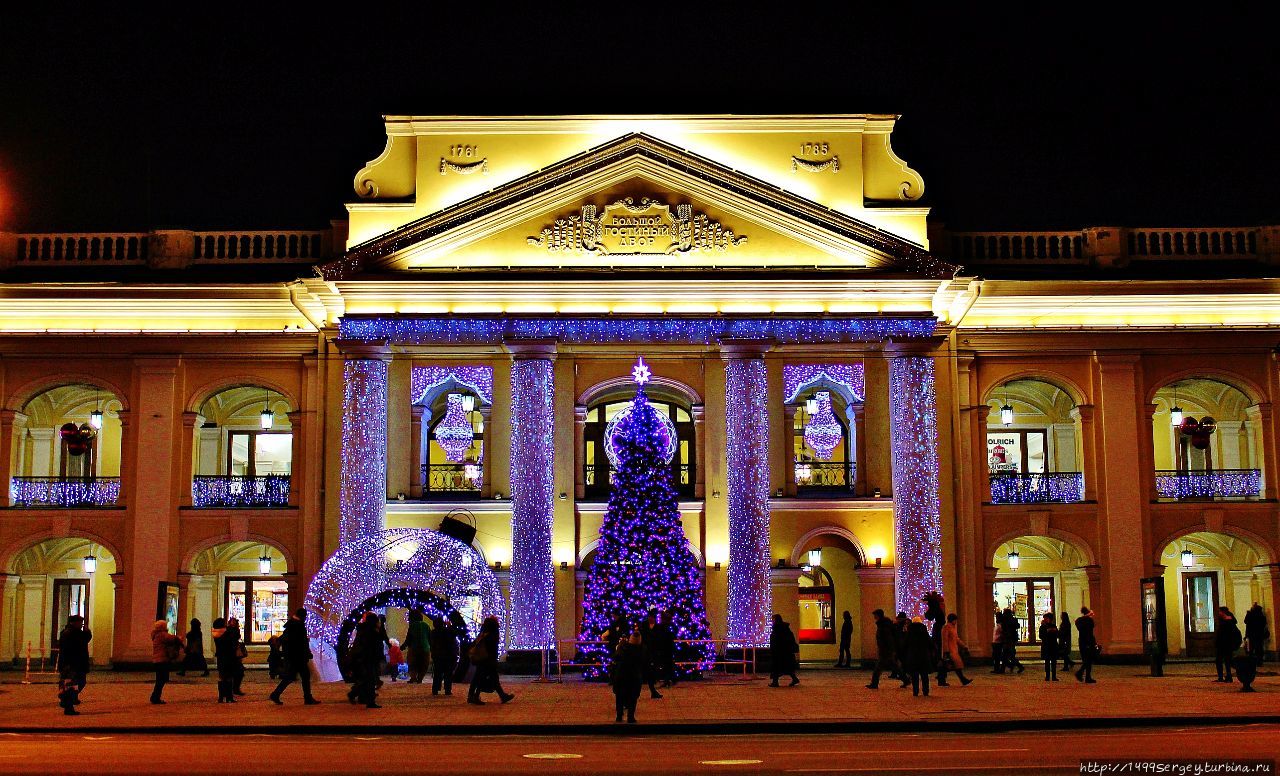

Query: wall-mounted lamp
[776,557,787,569]
[1007,550,1021,570]
[559,561,569,570]
[492,560,503,571]
[493,491,503,500]
[711,490,721,499]
[1181,548,1195,568]
[874,557,882,568]
[559,492,567,500]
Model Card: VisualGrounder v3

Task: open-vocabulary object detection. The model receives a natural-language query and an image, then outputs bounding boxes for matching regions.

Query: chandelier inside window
[802,391,842,460]
[434,393,476,463]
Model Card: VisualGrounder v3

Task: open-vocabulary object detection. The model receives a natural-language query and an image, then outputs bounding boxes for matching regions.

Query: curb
[2,714,1277,737]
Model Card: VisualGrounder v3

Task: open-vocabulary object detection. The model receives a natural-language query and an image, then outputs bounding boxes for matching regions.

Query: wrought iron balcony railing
[584,464,694,498]
[10,476,122,507]
[795,461,856,495]
[988,471,1085,504]
[1154,469,1262,500]
[423,463,483,499]
[192,475,291,508]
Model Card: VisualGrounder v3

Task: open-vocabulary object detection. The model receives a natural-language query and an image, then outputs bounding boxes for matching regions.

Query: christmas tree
[579,358,714,678]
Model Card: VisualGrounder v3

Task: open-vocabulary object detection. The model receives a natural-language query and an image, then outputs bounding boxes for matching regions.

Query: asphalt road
[0,725,1275,775]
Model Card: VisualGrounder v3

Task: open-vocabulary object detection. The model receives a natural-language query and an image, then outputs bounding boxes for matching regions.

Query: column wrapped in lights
[339,350,389,545]
[508,348,556,650]
[723,347,771,647]
[888,351,943,618]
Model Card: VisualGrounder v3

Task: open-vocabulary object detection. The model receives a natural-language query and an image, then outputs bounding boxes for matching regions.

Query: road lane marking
[701,761,765,766]
[773,748,1028,755]
[354,736,383,741]
[83,736,114,741]
[788,767,1041,773]
[522,753,584,760]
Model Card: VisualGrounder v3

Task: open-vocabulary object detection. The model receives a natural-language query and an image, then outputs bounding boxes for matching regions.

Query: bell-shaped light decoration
[83,553,98,574]
[803,391,843,461]
[1007,550,1021,570]
[1000,402,1014,427]
[1181,548,1195,568]
[434,394,476,463]
[89,409,104,430]
[258,550,273,575]
[807,548,822,568]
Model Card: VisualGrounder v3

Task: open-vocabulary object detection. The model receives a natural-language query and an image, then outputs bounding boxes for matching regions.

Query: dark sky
[1,7,1276,233]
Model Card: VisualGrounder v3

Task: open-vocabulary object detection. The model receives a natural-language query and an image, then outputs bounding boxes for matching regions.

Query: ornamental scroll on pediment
[527,198,746,255]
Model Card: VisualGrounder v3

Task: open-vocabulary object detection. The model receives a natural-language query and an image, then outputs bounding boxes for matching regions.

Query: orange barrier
[22,642,59,684]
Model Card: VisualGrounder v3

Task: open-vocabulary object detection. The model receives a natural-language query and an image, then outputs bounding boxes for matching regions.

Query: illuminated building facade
[1,115,1278,667]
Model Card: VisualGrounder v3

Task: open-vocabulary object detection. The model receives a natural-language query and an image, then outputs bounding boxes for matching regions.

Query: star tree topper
[632,356,652,386]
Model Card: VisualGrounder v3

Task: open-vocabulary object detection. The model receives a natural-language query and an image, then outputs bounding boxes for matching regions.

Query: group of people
[1213,603,1270,692]
[995,607,1098,682]
[603,609,680,723]
[866,608,972,696]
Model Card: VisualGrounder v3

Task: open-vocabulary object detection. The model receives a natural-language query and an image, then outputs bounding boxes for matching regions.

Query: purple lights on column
[509,356,556,650]
[724,354,771,647]
[888,354,943,618]
[340,358,388,545]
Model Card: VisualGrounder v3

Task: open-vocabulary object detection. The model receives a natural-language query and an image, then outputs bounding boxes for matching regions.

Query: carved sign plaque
[528,197,746,255]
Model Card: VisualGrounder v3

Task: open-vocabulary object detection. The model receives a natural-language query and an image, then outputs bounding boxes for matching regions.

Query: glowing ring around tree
[603,402,678,468]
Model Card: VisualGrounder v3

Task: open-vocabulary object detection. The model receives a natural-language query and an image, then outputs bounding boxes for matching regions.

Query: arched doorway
[12,384,124,507]
[304,528,504,681]
[2,539,117,665]
[985,378,1084,503]
[992,536,1091,645]
[186,541,290,650]
[791,529,864,663]
[1159,531,1271,657]
[1151,378,1263,500]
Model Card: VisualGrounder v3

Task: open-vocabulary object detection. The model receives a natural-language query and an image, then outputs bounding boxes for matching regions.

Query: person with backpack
[150,620,183,704]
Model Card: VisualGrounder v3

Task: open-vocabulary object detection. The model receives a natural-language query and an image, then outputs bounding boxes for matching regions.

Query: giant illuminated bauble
[1179,417,1200,435]
[1191,431,1212,450]
[1197,416,1217,435]
[60,423,79,441]
[604,398,677,468]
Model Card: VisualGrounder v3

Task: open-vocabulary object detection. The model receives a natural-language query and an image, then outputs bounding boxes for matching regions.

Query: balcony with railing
[191,475,291,508]
[937,224,1270,268]
[988,471,1085,504]
[584,464,694,500]
[10,477,122,508]
[423,463,483,500]
[1154,469,1262,501]
[794,461,856,497]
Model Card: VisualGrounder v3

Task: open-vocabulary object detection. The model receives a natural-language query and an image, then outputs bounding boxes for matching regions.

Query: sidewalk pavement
[0,663,1275,735]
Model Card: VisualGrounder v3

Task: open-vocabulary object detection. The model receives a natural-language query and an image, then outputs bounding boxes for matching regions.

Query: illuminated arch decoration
[411,366,494,406]
[334,588,470,681]
[304,527,504,681]
[783,363,865,406]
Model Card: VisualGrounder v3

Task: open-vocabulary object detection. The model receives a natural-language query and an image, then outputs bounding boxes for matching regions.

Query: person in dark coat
[653,610,678,687]
[225,617,247,696]
[991,612,1005,673]
[55,615,91,715]
[902,616,937,697]
[1000,609,1024,673]
[768,614,800,687]
[1214,606,1243,683]
[1038,613,1059,681]
[610,630,644,723]
[1243,603,1268,664]
[1074,607,1098,683]
[467,615,514,705]
[266,634,283,679]
[211,618,238,703]
[150,620,183,704]
[430,616,459,696]
[836,611,854,668]
[1058,612,1075,670]
[178,618,209,677]
[605,611,627,657]
[269,608,320,705]
[893,611,910,683]
[866,609,897,689]
[638,612,662,699]
[348,612,383,708]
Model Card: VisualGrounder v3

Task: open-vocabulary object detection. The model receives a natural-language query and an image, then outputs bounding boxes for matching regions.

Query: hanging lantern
[1170,405,1184,427]
[807,548,822,568]
[1007,550,1021,570]
[803,391,842,460]
[434,394,476,463]
[83,553,97,574]
[89,409,104,430]
[1181,548,1195,568]
[258,550,273,575]
[1000,402,1014,427]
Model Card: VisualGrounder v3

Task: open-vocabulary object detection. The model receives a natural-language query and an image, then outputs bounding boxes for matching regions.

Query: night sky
[1,7,1276,233]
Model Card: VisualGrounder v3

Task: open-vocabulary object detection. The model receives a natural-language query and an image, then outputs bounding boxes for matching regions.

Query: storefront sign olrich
[528,197,746,255]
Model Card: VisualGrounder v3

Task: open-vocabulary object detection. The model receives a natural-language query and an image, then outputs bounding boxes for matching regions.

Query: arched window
[791,390,856,495]
[423,391,485,500]
[583,396,695,500]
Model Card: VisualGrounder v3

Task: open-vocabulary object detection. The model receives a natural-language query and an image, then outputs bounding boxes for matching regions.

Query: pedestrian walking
[269,608,320,705]
[467,615,514,705]
[937,613,973,687]
[1000,609,1025,673]
[266,634,283,679]
[611,630,644,724]
[348,612,383,708]
[178,619,209,677]
[836,611,853,668]
[211,618,238,703]
[403,610,432,684]
[1058,612,1075,670]
[150,620,183,705]
[225,617,247,696]
[639,611,663,699]
[1038,613,1059,681]
[430,616,458,696]
[768,614,800,687]
[1244,603,1268,665]
[1233,653,1258,692]
[653,610,678,687]
[1074,607,1098,683]
[893,611,910,682]
[55,614,91,715]
[1214,606,1243,683]
[866,609,897,689]
[903,616,936,697]
[991,613,1005,673]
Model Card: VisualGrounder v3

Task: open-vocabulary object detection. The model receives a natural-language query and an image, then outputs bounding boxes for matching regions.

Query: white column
[1228,570,1254,614]
[28,429,54,477]
[18,574,46,659]
[197,426,220,476]
[1217,421,1244,470]
[1052,423,1077,471]
[0,575,18,661]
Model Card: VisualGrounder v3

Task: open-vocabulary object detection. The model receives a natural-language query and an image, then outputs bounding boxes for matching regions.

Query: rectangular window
[992,577,1055,644]
[987,430,1049,474]
[227,431,292,477]
[224,577,289,644]
[51,579,89,650]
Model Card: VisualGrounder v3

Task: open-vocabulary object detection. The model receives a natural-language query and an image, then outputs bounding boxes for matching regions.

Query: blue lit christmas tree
[579,358,714,678]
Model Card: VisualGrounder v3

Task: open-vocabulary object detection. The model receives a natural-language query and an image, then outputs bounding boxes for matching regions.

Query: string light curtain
[508,356,556,650]
[888,354,943,617]
[340,357,388,545]
[724,352,772,647]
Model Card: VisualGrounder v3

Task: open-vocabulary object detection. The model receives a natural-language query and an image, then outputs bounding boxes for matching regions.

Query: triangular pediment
[320,133,956,280]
